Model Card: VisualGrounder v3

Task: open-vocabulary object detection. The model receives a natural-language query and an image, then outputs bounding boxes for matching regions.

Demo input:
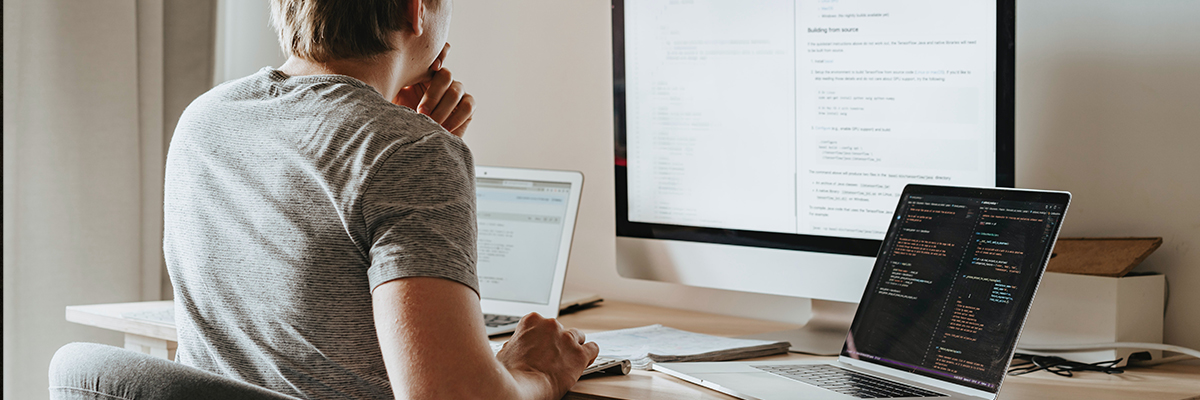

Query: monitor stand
[737,299,857,356]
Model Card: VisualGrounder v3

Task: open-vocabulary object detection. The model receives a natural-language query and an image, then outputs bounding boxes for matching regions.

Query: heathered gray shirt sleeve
[364,131,478,292]
[164,67,476,400]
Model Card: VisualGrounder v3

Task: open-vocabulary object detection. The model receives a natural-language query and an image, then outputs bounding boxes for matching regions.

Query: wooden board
[1046,237,1162,277]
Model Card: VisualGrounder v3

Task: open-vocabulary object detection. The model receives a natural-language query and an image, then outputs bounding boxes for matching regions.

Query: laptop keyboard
[753,364,946,398]
[483,313,521,328]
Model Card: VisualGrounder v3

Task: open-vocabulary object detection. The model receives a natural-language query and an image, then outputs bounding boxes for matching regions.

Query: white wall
[1014,1,1200,352]
[443,0,1200,353]
[212,0,286,85]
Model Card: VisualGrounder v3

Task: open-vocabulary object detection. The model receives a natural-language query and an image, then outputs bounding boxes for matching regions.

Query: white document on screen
[475,183,570,305]
[623,0,997,240]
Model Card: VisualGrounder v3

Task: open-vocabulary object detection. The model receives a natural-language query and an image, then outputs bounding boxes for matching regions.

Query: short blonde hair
[269,0,416,61]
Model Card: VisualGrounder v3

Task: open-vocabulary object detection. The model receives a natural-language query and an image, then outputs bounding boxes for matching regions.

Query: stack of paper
[587,325,791,370]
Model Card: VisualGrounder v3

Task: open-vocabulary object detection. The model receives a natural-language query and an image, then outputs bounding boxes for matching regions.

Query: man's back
[165,67,478,399]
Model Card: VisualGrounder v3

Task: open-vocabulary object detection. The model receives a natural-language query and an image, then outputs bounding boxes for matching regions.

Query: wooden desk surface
[67,300,1200,400]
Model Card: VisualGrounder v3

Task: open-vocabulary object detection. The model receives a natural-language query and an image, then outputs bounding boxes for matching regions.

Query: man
[163,0,598,399]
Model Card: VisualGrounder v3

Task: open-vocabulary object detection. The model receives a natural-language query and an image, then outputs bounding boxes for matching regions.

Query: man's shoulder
[322,98,462,168]
[351,101,448,148]
[277,74,450,151]
[175,68,465,180]
[291,86,469,198]
[193,68,447,140]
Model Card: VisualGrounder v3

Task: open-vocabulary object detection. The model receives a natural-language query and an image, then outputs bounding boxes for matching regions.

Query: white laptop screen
[475,177,572,305]
[844,187,1067,393]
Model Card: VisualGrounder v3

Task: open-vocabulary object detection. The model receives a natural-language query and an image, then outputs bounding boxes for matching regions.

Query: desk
[67,300,1200,400]
[66,300,178,360]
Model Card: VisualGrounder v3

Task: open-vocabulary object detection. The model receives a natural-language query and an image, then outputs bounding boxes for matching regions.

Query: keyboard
[483,313,522,328]
[489,341,631,377]
[752,364,946,399]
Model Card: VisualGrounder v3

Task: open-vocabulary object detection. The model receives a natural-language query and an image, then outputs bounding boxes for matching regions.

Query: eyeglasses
[1008,353,1125,378]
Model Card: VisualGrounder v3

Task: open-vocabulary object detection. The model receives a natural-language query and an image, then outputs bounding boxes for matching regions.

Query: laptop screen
[844,186,1067,393]
[475,177,572,305]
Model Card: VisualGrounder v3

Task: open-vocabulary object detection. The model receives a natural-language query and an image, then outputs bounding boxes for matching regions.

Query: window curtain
[2,1,215,398]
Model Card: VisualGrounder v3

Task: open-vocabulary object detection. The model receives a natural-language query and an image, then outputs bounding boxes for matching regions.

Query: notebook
[587,324,790,370]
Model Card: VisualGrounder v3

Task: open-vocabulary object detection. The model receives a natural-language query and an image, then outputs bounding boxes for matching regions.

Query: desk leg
[124,333,177,361]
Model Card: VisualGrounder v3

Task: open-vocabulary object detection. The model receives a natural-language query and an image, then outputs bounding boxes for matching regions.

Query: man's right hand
[393,43,475,137]
[496,313,600,397]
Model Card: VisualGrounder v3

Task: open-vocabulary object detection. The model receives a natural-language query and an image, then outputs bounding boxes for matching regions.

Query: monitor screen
[843,186,1068,393]
[475,177,572,305]
[613,0,1014,256]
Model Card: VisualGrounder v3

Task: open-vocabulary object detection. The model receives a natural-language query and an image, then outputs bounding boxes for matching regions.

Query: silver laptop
[655,185,1070,400]
[475,166,585,336]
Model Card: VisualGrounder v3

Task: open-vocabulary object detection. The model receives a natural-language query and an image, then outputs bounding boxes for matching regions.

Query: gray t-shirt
[164,67,478,399]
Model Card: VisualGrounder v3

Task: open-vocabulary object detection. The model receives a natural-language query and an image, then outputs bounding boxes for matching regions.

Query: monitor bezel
[611,0,1016,257]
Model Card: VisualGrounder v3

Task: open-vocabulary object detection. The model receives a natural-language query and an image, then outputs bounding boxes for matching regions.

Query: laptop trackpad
[684,372,846,400]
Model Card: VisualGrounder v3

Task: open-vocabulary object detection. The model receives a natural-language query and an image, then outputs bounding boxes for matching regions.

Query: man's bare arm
[372,277,598,399]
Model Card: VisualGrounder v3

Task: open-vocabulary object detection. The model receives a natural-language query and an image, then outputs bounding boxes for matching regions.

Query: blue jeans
[49,342,298,400]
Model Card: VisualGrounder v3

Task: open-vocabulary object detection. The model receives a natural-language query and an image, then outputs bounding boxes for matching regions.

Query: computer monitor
[611,0,1015,354]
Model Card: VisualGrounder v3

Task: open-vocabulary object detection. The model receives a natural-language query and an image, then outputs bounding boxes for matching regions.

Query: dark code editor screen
[845,192,1064,392]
